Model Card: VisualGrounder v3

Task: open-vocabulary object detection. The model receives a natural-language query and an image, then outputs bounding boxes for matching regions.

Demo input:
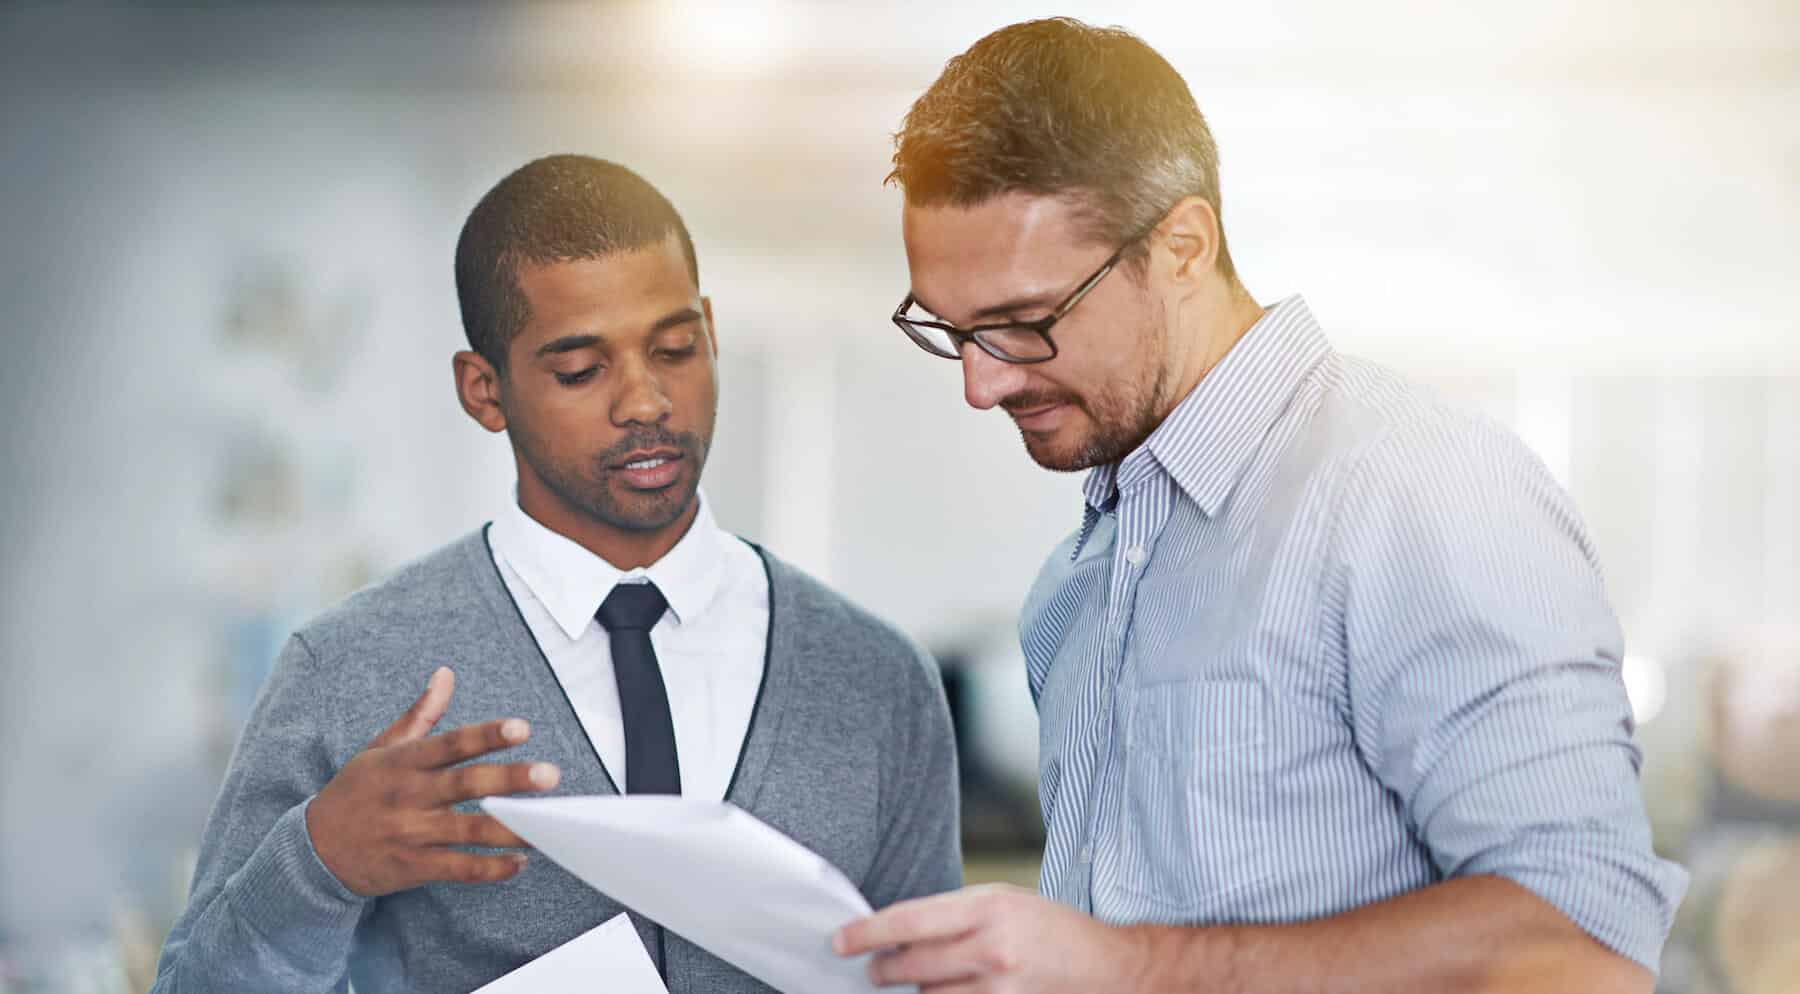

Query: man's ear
[453,350,508,433]
[1156,195,1224,286]
[700,296,719,356]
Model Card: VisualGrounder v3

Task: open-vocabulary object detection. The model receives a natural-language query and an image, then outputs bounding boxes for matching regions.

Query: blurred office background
[1,1,1795,991]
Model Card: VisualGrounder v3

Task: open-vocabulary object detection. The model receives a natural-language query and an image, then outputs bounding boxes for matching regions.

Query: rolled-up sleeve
[1338,417,1687,972]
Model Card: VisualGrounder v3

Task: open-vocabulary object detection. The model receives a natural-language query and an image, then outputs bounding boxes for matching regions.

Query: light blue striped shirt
[1021,295,1686,971]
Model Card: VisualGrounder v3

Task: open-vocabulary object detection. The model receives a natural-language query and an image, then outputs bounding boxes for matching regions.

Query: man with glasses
[835,18,1685,994]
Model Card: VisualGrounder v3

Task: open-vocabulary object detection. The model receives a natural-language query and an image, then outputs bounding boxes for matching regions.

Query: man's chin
[612,488,696,532]
[1019,430,1100,474]
[1020,416,1148,473]
[582,473,699,534]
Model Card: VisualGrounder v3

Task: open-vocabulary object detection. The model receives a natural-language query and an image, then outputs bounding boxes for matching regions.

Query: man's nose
[612,360,673,426]
[960,343,1026,411]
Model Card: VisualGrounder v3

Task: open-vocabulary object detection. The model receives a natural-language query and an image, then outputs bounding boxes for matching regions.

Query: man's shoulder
[1323,355,1543,492]
[295,528,494,663]
[1322,357,1588,562]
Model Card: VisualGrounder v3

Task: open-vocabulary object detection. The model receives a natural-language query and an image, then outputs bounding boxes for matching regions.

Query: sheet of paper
[471,912,668,994]
[484,795,902,994]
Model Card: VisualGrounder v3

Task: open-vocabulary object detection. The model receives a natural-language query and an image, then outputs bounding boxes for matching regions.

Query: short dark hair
[455,155,699,370]
[890,17,1234,280]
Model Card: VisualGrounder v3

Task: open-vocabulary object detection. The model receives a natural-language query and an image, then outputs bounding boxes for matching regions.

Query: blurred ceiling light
[653,1,797,75]
[1621,653,1668,726]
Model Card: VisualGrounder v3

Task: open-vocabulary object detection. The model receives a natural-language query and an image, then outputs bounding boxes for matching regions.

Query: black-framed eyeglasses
[891,242,1129,364]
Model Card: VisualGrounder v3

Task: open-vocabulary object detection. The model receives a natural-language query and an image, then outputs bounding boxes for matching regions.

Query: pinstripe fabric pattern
[1021,295,1687,972]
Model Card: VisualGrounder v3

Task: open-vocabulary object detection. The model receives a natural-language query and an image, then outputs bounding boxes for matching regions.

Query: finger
[428,812,534,850]
[868,933,992,987]
[424,760,559,805]
[410,849,529,886]
[397,717,531,770]
[369,667,454,749]
[835,890,984,956]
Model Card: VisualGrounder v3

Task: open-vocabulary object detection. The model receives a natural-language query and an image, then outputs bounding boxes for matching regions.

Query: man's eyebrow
[910,289,1058,327]
[532,307,702,358]
[648,306,703,334]
[536,334,601,357]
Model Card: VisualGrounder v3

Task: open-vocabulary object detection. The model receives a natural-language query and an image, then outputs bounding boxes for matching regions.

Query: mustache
[596,427,700,467]
[1000,389,1080,415]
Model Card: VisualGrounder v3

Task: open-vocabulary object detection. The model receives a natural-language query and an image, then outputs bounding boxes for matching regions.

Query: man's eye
[555,367,599,385]
[658,347,698,362]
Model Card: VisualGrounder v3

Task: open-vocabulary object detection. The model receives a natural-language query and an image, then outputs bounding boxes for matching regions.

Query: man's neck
[1165,285,1265,416]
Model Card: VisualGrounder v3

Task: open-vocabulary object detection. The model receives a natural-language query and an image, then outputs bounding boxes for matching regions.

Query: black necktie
[596,582,681,795]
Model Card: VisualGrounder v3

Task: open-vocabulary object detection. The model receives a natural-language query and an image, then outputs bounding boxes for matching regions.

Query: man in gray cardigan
[150,155,962,993]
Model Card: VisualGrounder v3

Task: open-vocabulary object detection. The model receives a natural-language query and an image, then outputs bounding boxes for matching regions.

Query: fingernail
[428,667,447,690]
[831,931,846,955]
[529,763,559,789]
[502,719,529,742]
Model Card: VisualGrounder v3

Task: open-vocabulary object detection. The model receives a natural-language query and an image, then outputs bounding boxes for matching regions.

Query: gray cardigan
[150,529,962,993]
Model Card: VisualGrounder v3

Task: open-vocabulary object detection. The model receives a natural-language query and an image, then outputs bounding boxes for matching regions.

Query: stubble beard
[521,421,711,534]
[1017,314,1173,473]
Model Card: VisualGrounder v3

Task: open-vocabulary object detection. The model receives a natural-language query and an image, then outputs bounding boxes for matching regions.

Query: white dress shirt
[488,492,769,801]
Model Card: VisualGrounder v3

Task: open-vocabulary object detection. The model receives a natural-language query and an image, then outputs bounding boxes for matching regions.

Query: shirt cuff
[1466,842,1690,974]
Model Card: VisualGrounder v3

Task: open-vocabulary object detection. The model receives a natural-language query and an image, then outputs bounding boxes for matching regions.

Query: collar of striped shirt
[1073,294,1332,560]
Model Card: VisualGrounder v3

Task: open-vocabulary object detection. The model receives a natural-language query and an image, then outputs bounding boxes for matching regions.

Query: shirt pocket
[1114,678,1273,914]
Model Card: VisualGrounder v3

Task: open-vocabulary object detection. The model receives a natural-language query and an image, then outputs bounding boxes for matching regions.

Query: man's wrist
[1114,921,1247,994]
[1111,922,1165,994]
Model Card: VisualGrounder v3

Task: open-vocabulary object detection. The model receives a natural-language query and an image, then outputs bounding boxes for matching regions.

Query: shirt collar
[491,489,728,641]
[1075,295,1330,553]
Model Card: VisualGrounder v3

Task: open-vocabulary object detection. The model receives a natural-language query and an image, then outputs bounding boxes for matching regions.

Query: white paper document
[484,795,899,994]
[471,912,668,994]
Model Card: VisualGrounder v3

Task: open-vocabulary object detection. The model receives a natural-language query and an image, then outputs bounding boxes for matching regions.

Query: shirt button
[1079,847,1092,864]
[1124,545,1146,567]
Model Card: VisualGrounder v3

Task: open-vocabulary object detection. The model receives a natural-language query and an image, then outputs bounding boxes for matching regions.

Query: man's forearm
[1123,876,1651,994]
